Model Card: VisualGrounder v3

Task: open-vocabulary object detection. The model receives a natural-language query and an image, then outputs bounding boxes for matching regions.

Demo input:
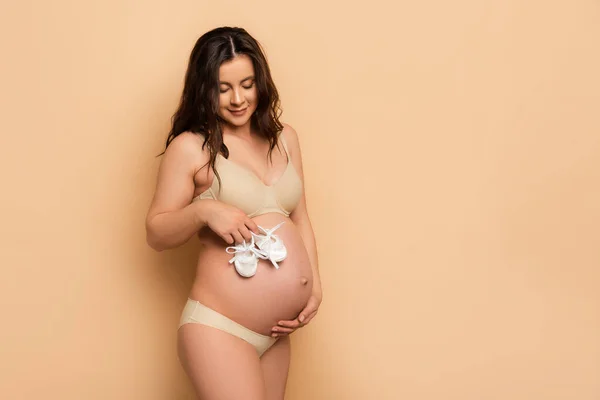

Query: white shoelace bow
[253,221,285,244]
[225,236,267,265]
[251,221,286,269]
[224,222,287,275]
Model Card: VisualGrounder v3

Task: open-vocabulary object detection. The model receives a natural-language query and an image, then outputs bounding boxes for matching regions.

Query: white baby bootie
[251,221,287,269]
[225,237,266,278]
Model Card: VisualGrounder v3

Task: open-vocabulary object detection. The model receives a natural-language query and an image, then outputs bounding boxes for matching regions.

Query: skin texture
[147,54,322,399]
[216,55,259,127]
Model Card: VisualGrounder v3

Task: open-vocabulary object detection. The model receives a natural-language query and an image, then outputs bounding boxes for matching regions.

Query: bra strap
[278,131,291,162]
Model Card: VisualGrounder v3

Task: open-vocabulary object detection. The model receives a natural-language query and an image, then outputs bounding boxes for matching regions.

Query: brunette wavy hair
[160,26,284,189]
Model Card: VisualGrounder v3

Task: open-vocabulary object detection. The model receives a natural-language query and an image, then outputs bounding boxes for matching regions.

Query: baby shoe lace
[225,237,267,265]
[251,221,287,269]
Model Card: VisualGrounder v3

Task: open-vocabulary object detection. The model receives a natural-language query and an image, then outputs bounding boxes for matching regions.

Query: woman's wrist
[312,287,323,302]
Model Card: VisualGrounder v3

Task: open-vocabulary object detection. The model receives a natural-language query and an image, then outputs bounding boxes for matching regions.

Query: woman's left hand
[271,292,322,337]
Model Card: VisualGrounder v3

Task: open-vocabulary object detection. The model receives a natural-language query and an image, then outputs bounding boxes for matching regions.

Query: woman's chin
[218,110,256,128]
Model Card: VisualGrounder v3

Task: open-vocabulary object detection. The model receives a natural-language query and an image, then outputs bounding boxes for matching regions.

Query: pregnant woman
[145,27,322,400]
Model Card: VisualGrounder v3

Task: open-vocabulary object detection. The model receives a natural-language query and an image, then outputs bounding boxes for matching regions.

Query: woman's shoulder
[163,131,210,168]
[280,122,299,141]
[167,131,208,152]
[280,122,300,151]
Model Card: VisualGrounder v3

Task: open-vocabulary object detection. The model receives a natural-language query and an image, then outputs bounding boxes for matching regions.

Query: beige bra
[192,133,303,218]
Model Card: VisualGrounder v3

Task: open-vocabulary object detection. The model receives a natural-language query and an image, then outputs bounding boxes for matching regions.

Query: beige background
[1,0,599,399]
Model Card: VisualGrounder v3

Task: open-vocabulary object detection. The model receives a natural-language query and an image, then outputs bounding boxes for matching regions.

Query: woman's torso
[188,131,313,336]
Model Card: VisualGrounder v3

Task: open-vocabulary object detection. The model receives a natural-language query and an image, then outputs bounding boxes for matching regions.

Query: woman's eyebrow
[219,75,255,85]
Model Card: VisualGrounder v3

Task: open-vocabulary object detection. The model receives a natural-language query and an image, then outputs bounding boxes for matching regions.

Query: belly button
[300,277,308,285]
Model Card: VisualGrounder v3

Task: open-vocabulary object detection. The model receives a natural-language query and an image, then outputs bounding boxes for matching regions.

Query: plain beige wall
[1,0,599,399]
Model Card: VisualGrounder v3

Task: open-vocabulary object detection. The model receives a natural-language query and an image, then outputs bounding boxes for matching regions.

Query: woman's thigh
[260,335,291,400]
[178,323,266,400]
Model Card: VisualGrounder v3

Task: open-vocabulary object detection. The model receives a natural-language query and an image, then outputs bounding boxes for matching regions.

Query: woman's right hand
[196,199,259,245]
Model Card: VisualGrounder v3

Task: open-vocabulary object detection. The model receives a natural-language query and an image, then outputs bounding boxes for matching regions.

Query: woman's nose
[230,89,243,105]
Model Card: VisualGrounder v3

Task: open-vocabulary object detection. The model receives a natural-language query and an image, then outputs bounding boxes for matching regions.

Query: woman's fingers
[245,218,259,234]
[272,326,294,334]
[277,319,301,329]
[277,310,317,328]
[223,233,234,245]
[238,225,253,242]
[301,311,318,325]
[272,311,318,336]
[230,230,244,245]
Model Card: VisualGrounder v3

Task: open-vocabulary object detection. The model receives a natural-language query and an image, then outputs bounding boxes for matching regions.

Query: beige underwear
[179,298,278,357]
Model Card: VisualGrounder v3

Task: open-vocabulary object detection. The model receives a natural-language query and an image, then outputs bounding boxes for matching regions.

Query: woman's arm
[271,124,323,336]
[291,203,322,299]
[145,132,211,251]
[285,124,322,299]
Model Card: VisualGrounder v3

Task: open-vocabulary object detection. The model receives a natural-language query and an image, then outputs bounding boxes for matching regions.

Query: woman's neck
[222,121,257,141]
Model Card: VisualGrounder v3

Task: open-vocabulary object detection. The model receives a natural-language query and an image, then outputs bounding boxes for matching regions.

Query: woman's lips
[229,108,248,116]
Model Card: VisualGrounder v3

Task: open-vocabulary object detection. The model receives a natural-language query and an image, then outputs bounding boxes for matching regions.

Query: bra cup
[274,166,303,213]
[193,153,304,217]
[213,161,265,216]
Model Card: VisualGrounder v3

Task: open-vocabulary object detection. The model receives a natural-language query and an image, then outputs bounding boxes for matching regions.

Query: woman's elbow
[145,218,166,252]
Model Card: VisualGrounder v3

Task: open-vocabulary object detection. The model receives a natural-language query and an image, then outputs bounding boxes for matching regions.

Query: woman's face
[217,54,258,128]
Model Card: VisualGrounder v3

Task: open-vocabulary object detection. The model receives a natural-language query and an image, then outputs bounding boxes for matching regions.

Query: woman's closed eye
[220,83,254,93]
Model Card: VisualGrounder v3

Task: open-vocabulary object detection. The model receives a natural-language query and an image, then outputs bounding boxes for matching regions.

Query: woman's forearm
[297,218,322,298]
[146,200,211,252]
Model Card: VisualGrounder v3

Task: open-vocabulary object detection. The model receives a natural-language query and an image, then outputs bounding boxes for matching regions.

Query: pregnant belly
[190,213,313,336]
